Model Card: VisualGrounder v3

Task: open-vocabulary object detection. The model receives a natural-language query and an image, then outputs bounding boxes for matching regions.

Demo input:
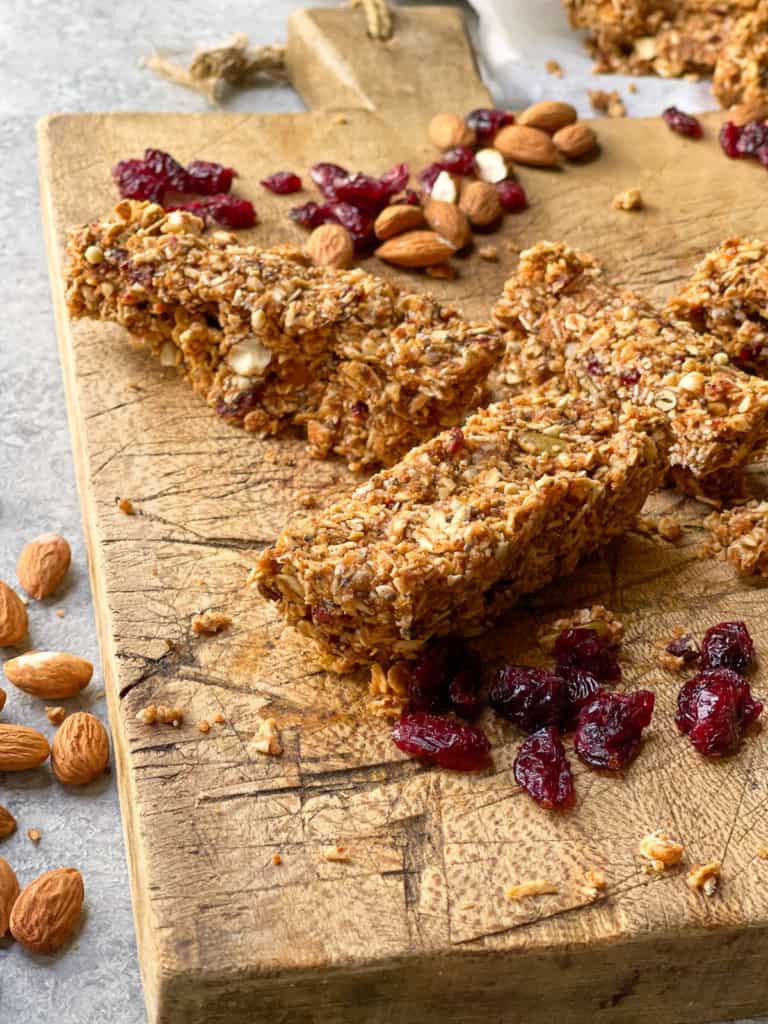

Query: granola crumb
[322,844,350,862]
[253,716,283,756]
[589,88,625,117]
[117,497,135,515]
[151,565,158,576]
[55,608,65,618]
[583,868,607,898]
[136,704,183,726]
[687,862,720,894]
[757,846,768,859]
[27,828,41,844]
[478,245,499,262]
[613,187,643,211]
[639,830,685,871]
[296,489,318,508]
[127,380,141,390]
[197,719,211,733]
[191,610,232,636]
[657,515,682,541]
[333,113,348,125]
[505,879,559,901]
[198,579,206,587]
[628,82,638,94]
[212,712,226,725]
[425,262,457,280]
[272,852,283,865]
[545,58,564,77]
[46,706,67,725]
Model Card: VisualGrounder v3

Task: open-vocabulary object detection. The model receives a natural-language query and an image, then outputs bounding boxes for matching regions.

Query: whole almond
[728,99,768,126]
[4,651,93,700]
[0,687,5,714]
[306,224,354,269]
[374,204,425,240]
[423,199,472,249]
[10,867,84,953]
[553,121,598,158]
[428,111,475,150]
[375,231,456,268]
[52,712,110,785]
[459,181,503,226]
[494,124,561,167]
[519,100,577,133]
[0,804,17,839]
[0,857,19,935]
[0,582,28,646]
[17,533,71,600]
[0,724,50,771]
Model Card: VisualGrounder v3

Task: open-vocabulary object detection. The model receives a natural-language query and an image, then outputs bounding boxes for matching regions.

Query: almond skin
[0,857,20,935]
[306,224,354,269]
[10,867,84,953]
[0,582,28,646]
[374,231,456,268]
[428,111,475,150]
[494,124,561,167]
[0,804,17,839]
[0,724,50,771]
[423,199,472,249]
[4,651,93,700]
[17,533,71,600]
[374,203,425,240]
[51,712,110,785]
[519,100,577,133]
[553,122,598,158]
[459,181,503,227]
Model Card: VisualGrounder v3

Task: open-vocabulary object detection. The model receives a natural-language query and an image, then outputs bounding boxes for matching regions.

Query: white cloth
[468,0,717,117]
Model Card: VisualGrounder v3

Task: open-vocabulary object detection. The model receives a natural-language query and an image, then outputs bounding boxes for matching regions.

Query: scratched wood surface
[36,6,768,1023]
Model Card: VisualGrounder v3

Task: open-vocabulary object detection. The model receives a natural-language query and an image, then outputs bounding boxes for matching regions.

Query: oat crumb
[117,497,135,515]
[322,844,350,863]
[253,716,283,756]
[212,712,226,725]
[272,852,283,865]
[589,88,625,117]
[583,868,607,898]
[46,706,66,725]
[198,719,210,733]
[137,703,183,726]
[758,846,768,860]
[191,610,233,636]
[628,82,638,94]
[127,381,141,390]
[55,608,66,619]
[478,245,499,262]
[687,862,720,894]
[333,113,348,125]
[296,489,318,509]
[545,58,564,78]
[613,187,643,211]
[27,828,41,844]
[657,515,682,541]
[505,879,559,901]
[639,830,685,871]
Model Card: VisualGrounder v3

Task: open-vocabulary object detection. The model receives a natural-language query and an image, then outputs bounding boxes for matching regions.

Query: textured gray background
[0,1,763,1021]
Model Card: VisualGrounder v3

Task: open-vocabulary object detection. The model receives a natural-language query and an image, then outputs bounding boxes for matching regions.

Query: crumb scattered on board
[613,187,643,211]
[322,845,350,863]
[639,831,685,872]
[478,245,499,262]
[272,852,283,865]
[137,704,184,726]
[588,88,626,117]
[46,706,66,725]
[687,862,720,895]
[757,847,768,860]
[253,717,283,756]
[27,828,41,844]
[583,869,607,898]
[296,490,317,509]
[191,611,232,636]
[56,608,65,618]
[212,712,226,725]
[117,497,135,515]
[546,58,564,77]
[198,719,210,734]
[505,879,559,901]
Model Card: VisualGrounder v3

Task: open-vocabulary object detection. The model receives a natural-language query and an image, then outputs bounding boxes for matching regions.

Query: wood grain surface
[36,6,768,1023]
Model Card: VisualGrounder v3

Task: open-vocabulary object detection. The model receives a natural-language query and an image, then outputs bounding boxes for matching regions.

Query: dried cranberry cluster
[719,120,768,166]
[112,148,255,229]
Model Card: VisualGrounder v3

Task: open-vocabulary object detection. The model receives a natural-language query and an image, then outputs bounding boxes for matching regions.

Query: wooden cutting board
[37,6,768,1023]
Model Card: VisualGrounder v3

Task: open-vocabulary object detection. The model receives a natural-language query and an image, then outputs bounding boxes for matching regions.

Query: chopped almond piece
[505,879,559,901]
[687,862,720,895]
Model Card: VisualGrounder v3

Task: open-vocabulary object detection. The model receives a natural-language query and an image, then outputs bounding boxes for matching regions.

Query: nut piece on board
[460,181,503,226]
[494,124,562,167]
[0,582,28,646]
[374,203,425,240]
[553,122,598,159]
[306,224,354,269]
[519,100,577,133]
[0,857,20,935]
[17,533,71,599]
[51,712,110,785]
[4,651,93,699]
[375,230,456,268]
[428,111,475,150]
[10,867,84,953]
[0,724,50,771]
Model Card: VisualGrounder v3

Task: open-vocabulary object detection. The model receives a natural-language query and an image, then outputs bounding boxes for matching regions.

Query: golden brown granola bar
[667,237,768,376]
[256,395,669,671]
[491,241,768,486]
[704,500,768,574]
[713,2,768,106]
[65,200,501,471]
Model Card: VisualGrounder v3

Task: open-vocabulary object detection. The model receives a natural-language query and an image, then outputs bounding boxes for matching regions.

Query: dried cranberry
[574,690,654,770]
[311,601,351,628]
[418,163,444,193]
[661,107,702,139]
[719,121,742,158]
[325,202,376,252]
[586,356,605,377]
[143,148,193,191]
[666,634,700,664]
[443,426,465,456]
[309,162,348,198]
[112,159,167,202]
[392,712,490,771]
[390,188,421,207]
[168,195,256,229]
[700,621,754,674]
[619,367,641,386]
[497,180,527,212]
[186,159,236,194]
[260,171,302,194]
[215,387,262,419]
[557,667,603,727]
[554,628,621,683]
[379,162,410,197]
[466,108,515,145]
[439,146,476,176]
[489,666,568,733]
[405,637,464,713]
[289,200,328,229]
[328,172,394,213]
[676,668,763,756]
[514,727,574,808]
[350,401,368,421]
[736,120,768,156]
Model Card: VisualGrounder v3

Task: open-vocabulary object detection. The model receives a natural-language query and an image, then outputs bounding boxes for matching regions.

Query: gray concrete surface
[0,1,763,1021]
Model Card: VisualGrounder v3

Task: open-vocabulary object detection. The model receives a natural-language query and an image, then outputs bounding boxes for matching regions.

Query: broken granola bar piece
[667,237,768,377]
[491,241,768,487]
[713,3,768,107]
[256,397,669,671]
[704,500,768,575]
[65,200,501,471]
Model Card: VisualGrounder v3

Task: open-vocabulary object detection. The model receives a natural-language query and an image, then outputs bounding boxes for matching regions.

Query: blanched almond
[0,724,50,771]
[428,111,475,150]
[519,100,577,133]
[423,199,472,248]
[459,181,503,226]
[0,857,19,935]
[553,122,598,158]
[10,867,84,953]
[474,148,508,183]
[17,533,71,599]
[375,231,456,268]
[0,582,28,646]
[4,651,93,699]
[52,712,110,785]
[494,124,561,167]
[430,170,459,203]
[374,204,425,240]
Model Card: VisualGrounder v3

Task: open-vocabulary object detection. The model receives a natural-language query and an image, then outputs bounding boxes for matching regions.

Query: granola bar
[713,2,768,107]
[704,500,768,574]
[667,237,768,376]
[256,395,669,671]
[65,200,501,471]
[491,241,768,486]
